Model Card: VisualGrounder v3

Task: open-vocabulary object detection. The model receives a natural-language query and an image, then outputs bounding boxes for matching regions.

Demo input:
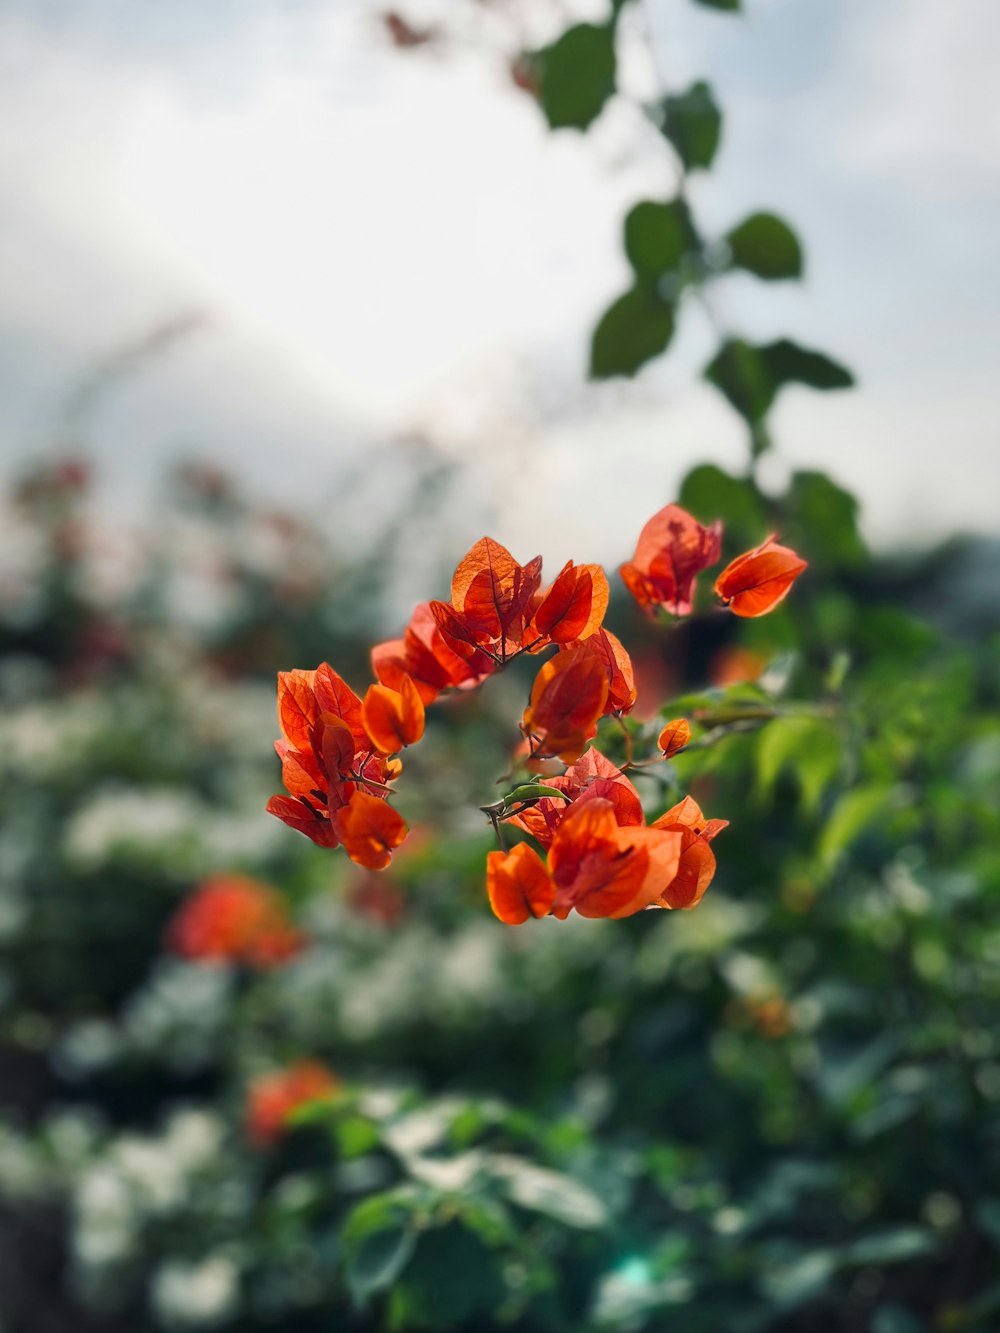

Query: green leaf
[345,1225,417,1306]
[504,784,571,805]
[392,1225,503,1326]
[818,784,893,870]
[704,340,775,423]
[534,23,616,131]
[704,337,854,425]
[725,211,803,280]
[693,0,741,10]
[660,81,722,172]
[623,199,697,279]
[763,338,854,391]
[591,284,675,378]
[756,715,842,813]
[786,471,867,572]
[678,463,766,548]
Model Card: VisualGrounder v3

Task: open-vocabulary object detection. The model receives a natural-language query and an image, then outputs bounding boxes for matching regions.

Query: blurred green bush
[1,451,998,1332]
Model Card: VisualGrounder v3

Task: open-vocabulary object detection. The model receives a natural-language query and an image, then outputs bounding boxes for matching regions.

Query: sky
[1,0,998,568]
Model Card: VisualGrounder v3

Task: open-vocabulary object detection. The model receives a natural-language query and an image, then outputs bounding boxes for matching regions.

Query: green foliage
[725,211,804,280]
[679,463,766,549]
[534,23,617,131]
[590,284,675,378]
[623,199,698,279]
[704,337,854,425]
[660,81,723,172]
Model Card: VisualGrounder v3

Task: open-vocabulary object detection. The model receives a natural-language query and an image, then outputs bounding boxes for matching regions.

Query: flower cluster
[267,503,806,919]
[166,874,303,967]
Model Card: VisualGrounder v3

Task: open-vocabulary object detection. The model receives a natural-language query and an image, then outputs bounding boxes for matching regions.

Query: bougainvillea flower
[166,874,303,967]
[658,718,691,758]
[361,676,425,754]
[714,535,807,617]
[486,843,556,924]
[620,504,722,616]
[650,795,728,909]
[528,561,610,646]
[372,601,491,703]
[246,1061,340,1147]
[267,663,402,856]
[429,537,543,665]
[547,798,683,920]
[574,628,637,715]
[508,749,643,850]
[332,790,408,871]
[522,646,609,761]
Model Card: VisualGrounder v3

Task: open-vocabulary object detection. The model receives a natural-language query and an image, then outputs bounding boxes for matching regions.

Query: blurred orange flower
[620,504,722,616]
[167,874,302,967]
[245,1061,340,1147]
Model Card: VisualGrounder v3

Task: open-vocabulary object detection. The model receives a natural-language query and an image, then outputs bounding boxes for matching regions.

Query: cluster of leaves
[385,0,852,457]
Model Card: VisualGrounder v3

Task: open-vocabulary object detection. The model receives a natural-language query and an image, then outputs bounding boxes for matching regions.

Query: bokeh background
[2,2,1000,1331]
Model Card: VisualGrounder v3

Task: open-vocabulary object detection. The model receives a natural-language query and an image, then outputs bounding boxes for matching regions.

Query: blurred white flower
[152,1255,239,1327]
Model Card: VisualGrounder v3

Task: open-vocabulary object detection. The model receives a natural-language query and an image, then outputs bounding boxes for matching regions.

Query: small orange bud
[658,718,691,758]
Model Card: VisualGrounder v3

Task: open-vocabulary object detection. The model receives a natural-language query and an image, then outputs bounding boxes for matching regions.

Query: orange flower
[650,795,728,908]
[245,1061,339,1147]
[620,504,722,616]
[429,537,542,665]
[486,843,555,924]
[372,601,490,704]
[548,799,683,920]
[333,790,408,871]
[488,795,688,924]
[658,719,691,758]
[574,628,637,715]
[714,535,807,617]
[166,874,302,967]
[508,749,643,850]
[527,561,610,646]
[267,663,408,862]
[361,676,425,754]
[708,645,768,687]
[522,646,609,761]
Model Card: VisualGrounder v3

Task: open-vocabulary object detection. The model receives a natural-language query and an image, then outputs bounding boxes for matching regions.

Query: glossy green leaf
[623,199,697,278]
[590,284,675,378]
[534,23,616,131]
[660,80,722,171]
[345,1225,417,1305]
[725,211,803,280]
[693,0,741,10]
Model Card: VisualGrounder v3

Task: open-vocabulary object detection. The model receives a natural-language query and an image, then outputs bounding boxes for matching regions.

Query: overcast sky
[1,0,998,566]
